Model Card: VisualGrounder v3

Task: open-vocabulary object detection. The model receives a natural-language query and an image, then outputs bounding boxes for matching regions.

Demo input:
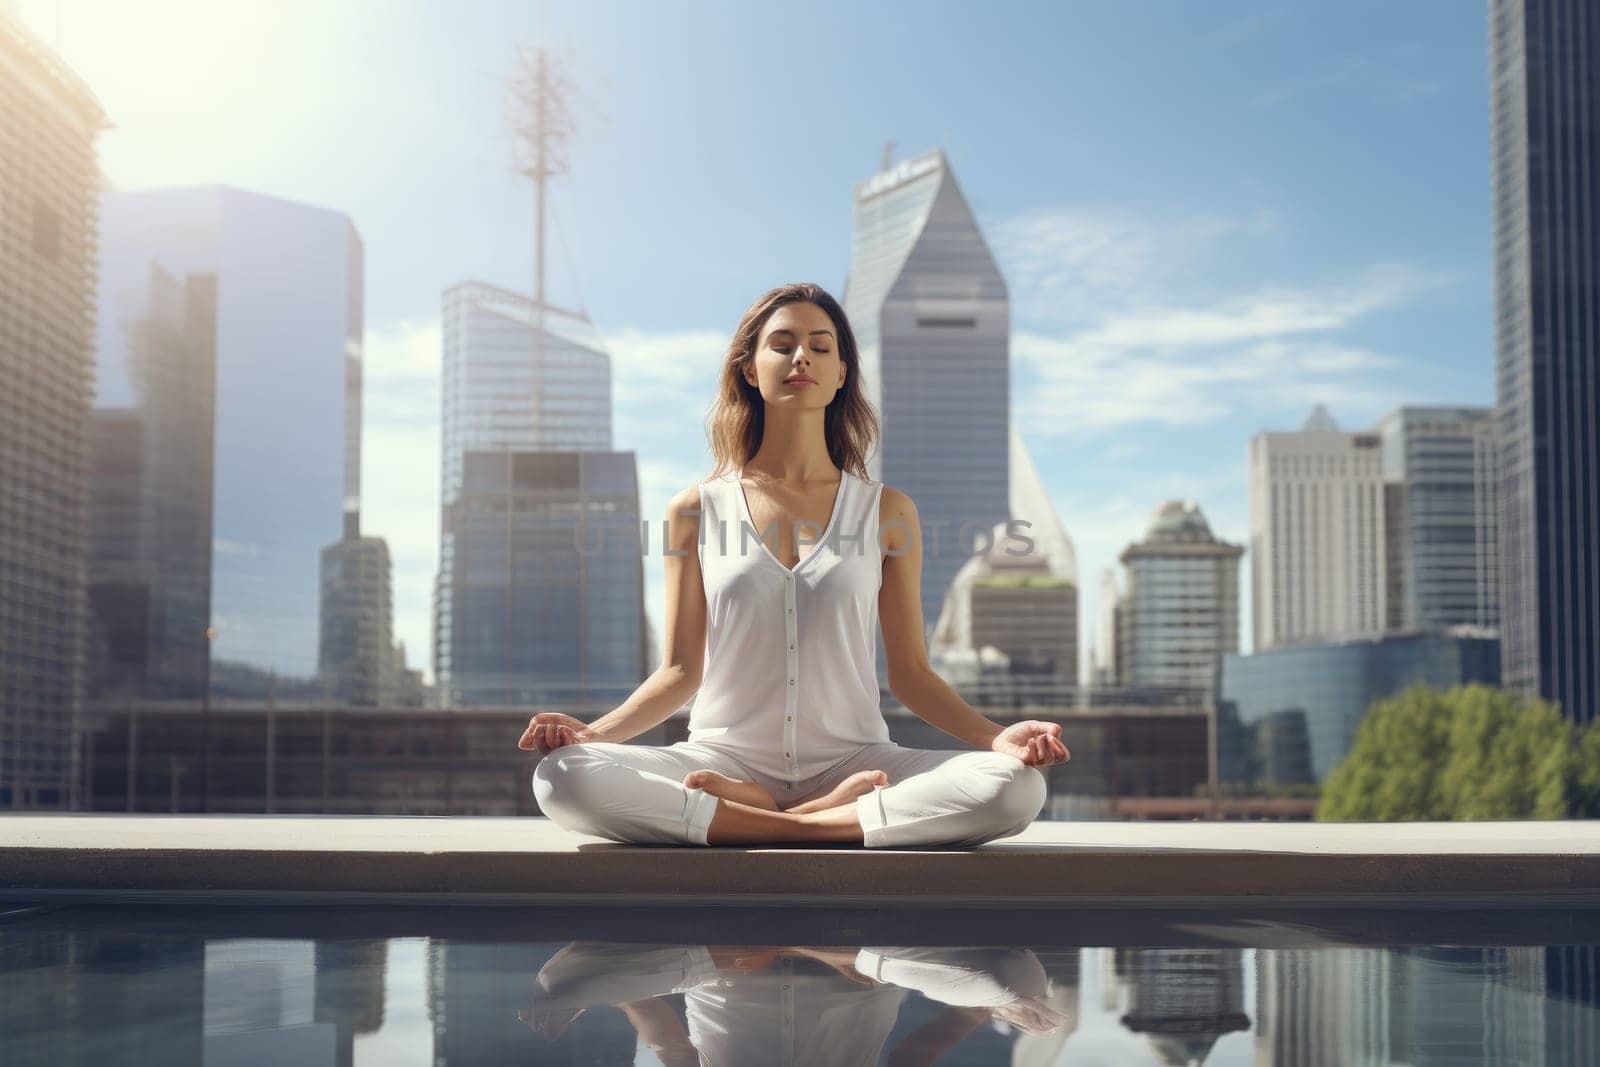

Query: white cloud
[987,206,1258,325]
[606,326,728,446]
[1007,259,1443,436]
[605,326,729,391]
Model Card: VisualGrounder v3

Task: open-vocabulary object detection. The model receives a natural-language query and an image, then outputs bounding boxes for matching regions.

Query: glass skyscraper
[1376,406,1499,635]
[434,281,644,707]
[442,450,647,708]
[95,186,364,680]
[1490,0,1600,724]
[438,281,611,505]
[843,149,1010,643]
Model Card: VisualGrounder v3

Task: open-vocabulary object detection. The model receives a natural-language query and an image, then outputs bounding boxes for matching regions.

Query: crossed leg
[682,769,890,814]
[534,740,1047,847]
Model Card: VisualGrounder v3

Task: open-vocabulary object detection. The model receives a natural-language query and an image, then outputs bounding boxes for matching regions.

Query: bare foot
[785,770,889,814]
[683,769,781,811]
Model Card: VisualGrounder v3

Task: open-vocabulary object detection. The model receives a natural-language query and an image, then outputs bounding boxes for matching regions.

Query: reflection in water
[520,943,1070,1065]
[0,917,1596,1065]
[1112,948,1250,1065]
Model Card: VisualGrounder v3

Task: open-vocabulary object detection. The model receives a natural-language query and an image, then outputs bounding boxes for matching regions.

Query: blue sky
[27,0,1497,681]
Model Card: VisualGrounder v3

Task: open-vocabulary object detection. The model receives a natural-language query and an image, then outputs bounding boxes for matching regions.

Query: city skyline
[14,0,1499,685]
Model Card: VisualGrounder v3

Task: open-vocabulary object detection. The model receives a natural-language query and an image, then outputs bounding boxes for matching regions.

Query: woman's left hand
[991,720,1070,767]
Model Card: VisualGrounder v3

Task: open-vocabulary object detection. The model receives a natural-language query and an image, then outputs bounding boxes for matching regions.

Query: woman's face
[744,300,845,407]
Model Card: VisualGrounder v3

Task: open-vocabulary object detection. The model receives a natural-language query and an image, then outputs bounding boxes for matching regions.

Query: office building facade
[1248,405,1387,651]
[86,264,216,702]
[843,148,1010,641]
[1376,406,1499,635]
[0,15,107,807]
[441,450,647,708]
[1490,0,1600,723]
[434,282,636,705]
[1216,632,1501,784]
[1118,501,1243,691]
[96,186,364,679]
[318,535,397,706]
[930,522,1077,686]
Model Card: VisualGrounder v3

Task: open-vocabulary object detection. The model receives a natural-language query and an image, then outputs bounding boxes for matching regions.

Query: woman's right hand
[518,712,596,754]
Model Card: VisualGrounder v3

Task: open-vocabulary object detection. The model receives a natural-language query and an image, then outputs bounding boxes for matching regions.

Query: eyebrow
[769,328,835,339]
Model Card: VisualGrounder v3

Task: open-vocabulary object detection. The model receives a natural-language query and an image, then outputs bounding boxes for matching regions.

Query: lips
[785,376,816,385]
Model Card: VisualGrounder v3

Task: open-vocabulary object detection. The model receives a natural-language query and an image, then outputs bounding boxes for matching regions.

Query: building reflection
[1107,948,1250,1065]
[0,927,1596,1064]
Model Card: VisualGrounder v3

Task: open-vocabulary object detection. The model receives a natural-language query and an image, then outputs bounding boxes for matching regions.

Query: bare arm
[584,485,707,744]
[876,487,1071,768]
[877,486,1005,751]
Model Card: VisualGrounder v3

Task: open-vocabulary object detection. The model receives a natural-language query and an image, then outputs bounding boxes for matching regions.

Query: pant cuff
[856,786,888,848]
[684,787,719,845]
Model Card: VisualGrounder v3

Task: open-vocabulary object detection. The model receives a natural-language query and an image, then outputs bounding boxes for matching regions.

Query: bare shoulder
[665,483,704,515]
[663,483,704,550]
[877,483,920,554]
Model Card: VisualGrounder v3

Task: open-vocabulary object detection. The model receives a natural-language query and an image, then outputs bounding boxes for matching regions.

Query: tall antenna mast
[508,46,575,309]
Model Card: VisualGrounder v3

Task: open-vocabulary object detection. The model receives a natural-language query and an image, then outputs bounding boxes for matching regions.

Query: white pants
[531,740,1047,848]
[531,942,1053,1066]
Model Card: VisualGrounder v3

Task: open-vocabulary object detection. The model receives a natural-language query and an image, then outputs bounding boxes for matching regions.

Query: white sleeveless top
[692,467,891,782]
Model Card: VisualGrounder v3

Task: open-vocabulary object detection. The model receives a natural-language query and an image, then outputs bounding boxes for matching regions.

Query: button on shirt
[691,468,890,782]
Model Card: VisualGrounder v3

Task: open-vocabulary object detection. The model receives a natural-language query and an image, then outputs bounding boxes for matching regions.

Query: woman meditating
[517,282,1070,847]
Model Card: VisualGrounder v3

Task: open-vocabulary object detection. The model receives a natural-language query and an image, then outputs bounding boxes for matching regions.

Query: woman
[517,282,1070,846]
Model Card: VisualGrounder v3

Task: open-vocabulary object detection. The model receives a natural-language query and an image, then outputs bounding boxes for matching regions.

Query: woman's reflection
[518,941,1071,1066]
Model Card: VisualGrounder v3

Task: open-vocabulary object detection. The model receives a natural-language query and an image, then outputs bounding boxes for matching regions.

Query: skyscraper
[1490,0,1600,723]
[0,14,107,808]
[441,449,647,708]
[1376,406,1499,635]
[1248,405,1388,651]
[96,187,364,680]
[434,282,645,707]
[843,148,1010,641]
[86,263,216,702]
[1118,500,1243,691]
[437,281,610,503]
[318,535,396,706]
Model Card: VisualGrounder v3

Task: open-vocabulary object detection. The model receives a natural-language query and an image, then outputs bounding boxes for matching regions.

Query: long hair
[705,282,879,481]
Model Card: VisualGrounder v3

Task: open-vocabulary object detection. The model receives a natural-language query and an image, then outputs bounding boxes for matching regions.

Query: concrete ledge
[3,815,1598,907]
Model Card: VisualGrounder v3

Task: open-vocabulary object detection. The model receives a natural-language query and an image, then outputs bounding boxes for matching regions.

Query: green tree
[1317,683,1589,821]
[1317,683,1452,821]
[1576,720,1600,818]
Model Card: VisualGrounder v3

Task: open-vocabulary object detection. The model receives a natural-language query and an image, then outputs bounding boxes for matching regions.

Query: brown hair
[705,282,880,481]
